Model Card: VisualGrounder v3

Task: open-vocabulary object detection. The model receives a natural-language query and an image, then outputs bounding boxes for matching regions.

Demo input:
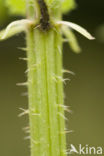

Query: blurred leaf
[0,0,8,24]
[5,0,26,15]
[62,26,81,53]
[61,0,76,14]
[95,24,104,43]
[5,0,76,16]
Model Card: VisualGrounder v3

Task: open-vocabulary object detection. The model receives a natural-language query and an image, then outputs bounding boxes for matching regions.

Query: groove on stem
[26,1,66,156]
[26,27,66,156]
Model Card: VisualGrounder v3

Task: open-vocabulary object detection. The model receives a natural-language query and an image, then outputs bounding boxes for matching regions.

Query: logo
[69,144,103,155]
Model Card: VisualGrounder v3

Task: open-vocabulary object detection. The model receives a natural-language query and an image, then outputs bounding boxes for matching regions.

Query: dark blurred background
[0,0,104,156]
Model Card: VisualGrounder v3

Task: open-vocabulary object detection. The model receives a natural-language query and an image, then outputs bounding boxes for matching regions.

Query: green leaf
[62,26,81,53]
[0,0,8,24]
[5,0,26,15]
[57,21,95,40]
[61,0,76,14]
[0,19,33,40]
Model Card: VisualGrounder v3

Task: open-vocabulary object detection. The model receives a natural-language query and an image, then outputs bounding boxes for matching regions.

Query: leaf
[5,0,26,15]
[62,26,81,53]
[0,19,33,40]
[0,0,8,24]
[61,0,76,14]
[57,21,95,40]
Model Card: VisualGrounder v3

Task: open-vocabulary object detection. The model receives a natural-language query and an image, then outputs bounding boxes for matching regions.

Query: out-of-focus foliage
[0,0,8,25]
[96,24,104,43]
[49,0,76,16]
[61,0,76,14]
[5,0,76,16]
[5,0,26,15]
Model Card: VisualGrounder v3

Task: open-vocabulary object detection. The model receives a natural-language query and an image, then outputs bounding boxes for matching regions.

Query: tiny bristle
[57,112,68,121]
[16,82,28,86]
[23,126,30,131]
[19,57,28,61]
[25,63,39,73]
[25,130,30,134]
[21,92,28,96]
[64,130,74,134]
[57,104,72,113]
[62,69,75,75]
[52,74,63,83]
[31,138,40,145]
[32,113,40,116]
[63,78,70,85]
[24,135,31,140]
[18,108,29,117]
[25,69,30,73]
[18,47,28,52]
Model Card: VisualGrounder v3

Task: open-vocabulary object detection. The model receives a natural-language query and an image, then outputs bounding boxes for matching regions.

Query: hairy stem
[26,1,66,156]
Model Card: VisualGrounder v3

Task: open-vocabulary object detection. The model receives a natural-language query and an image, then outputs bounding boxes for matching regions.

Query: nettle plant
[0,0,94,156]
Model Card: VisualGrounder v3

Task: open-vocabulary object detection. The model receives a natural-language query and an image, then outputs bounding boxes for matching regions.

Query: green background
[0,0,104,155]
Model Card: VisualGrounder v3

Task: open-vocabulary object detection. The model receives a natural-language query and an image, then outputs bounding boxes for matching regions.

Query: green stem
[26,1,66,156]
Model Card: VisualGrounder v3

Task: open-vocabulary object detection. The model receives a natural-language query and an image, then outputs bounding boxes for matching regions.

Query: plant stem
[26,1,66,156]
